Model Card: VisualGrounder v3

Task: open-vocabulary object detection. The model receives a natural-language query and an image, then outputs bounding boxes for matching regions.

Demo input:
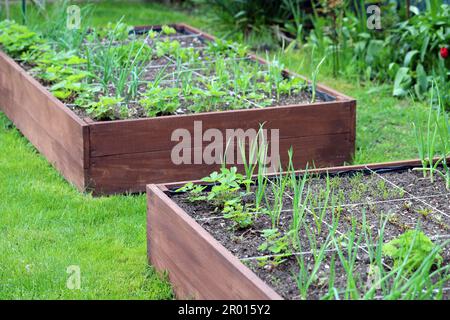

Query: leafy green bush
[305,1,449,106]
[194,0,299,40]
[388,3,449,103]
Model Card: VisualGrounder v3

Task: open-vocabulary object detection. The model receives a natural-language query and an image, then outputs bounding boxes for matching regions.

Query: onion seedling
[308,173,334,234]
[266,170,289,228]
[265,53,285,101]
[332,217,364,300]
[310,55,326,103]
[435,86,450,190]
[115,35,153,101]
[254,140,269,211]
[238,125,265,193]
[294,212,339,300]
[287,148,310,250]
[413,83,449,188]
[412,84,440,181]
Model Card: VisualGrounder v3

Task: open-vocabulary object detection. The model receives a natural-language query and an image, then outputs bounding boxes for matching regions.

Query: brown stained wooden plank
[349,100,357,158]
[175,23,216,41]
[0,51,88,190]
[89,102,353,157]
[89,133,352,194]
[147,185,283,300]
[0,91,87,189]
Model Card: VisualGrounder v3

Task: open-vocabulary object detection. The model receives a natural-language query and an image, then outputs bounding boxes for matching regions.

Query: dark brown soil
[268,90,319,106]
[170,167,450,300]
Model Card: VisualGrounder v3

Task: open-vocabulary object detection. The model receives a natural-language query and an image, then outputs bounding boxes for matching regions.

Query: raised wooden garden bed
[0,23,355,195]
[147,159,450,300]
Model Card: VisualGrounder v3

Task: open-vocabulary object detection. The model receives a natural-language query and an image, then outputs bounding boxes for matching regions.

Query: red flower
[440,47,449,59]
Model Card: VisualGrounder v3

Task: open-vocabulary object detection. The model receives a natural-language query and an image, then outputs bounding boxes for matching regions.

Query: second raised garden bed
[0,23,355,195]
[147,159,450,300]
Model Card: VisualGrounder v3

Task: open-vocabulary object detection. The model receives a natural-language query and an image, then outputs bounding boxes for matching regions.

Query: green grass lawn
[0,114,172,299]
[0,0,431,299]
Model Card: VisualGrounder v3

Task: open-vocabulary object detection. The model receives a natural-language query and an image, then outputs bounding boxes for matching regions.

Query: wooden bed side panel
[89,101,353,157]
[89,133,352,194]
[0,51,88,190]
[348,99,357,160]
[147,185,283,300]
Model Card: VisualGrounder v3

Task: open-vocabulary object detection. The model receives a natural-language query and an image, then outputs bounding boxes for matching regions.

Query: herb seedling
[222,198,254,229]
[200,167,251,208]
[258,228,291,261]
[175,182,207,202]
[310,56,326,103]
[417,207,433,218]
[86,96,125,120]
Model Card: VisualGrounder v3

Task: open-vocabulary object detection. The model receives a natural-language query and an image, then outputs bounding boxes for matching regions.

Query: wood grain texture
[89,133,352,194]
[89,101,353,157]
[0,51,89,190]
[147,184,283,300]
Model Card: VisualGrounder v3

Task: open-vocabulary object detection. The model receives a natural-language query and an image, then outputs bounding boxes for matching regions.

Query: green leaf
[65,55,87,65]
[403,50,418,67]
[409,6,420,16]
[414,63,428,98]
[420,36,430,62]
[393,67,412,97]
[52,90,72,100]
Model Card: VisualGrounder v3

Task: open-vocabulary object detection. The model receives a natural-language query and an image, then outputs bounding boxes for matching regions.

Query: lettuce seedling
[156,39,181,58]
[382,230,442,272]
